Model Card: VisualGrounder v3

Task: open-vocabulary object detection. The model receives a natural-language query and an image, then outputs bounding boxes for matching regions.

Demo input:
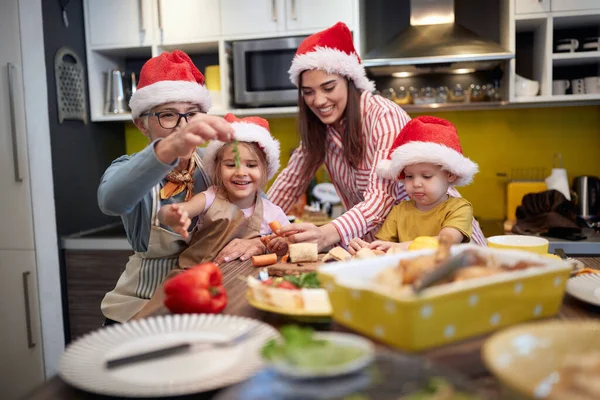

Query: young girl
[158,113,289,267]
[348,116,479,254]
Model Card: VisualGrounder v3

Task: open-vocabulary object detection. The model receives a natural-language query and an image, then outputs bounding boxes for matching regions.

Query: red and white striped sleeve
[331,106,411,245]
[447,186,487,246]
[267,145,317,213]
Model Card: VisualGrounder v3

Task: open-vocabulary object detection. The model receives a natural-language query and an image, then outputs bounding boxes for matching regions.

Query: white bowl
[515,75,539,97]
[487,235,549,254]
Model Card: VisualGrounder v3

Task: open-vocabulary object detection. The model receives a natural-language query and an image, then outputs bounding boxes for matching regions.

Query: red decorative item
[163,262,227,314]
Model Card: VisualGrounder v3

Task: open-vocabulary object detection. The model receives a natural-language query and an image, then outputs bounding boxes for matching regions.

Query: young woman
[266,22,486,252]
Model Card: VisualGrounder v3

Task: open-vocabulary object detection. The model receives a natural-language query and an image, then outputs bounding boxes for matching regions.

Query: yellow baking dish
[317,245,571,352]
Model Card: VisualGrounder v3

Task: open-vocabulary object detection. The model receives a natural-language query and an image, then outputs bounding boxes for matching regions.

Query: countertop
[61,223,131,251]
[61,221,600,255]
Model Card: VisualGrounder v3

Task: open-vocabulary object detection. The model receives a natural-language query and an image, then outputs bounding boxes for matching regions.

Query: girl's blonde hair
[212,142,269,194]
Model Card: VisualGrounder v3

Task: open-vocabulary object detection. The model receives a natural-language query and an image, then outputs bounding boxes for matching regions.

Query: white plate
[566,273,600,306]
[267,332,375,379]
[59,314,278,397]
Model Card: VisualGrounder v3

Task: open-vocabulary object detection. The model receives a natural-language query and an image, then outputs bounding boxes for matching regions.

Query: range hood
[363,0,514,75]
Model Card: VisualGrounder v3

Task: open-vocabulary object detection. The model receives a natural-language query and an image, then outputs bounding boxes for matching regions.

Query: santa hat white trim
[376,141,479,186]
[288,47,375,92]
[203,122,281,181]
[129,80,211,118]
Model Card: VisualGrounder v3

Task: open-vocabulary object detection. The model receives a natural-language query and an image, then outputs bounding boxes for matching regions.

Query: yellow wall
[125,105,600,220]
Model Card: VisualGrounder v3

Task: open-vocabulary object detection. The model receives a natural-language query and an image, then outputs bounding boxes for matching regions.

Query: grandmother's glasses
[141,110,201,129]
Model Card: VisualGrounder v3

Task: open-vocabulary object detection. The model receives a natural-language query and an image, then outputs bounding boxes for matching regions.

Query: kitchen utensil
[582,37,600,51]
[555,38,579,53]
[104,69,128,114]
[545,154,571,200]
[483,320,600,399]
[54,47,88,124]
[413,250,480,293]
[59,314,277,397]
[515,74,539,97]
[571,78,586,94]
[572,175,600,220]
[105,323,260,369]
[584,76,600,94]
[552,79,570,95]
[487,235,549,254]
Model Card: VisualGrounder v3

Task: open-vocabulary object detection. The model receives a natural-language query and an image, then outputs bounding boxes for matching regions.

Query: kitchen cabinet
[64,249,133,340]
[220,0,355,37]
[285,0,354,33]
[1,0,63,386]
[512,9,600,104]
[0,250,44,400]
[515,0,550,14]
[220,0,283,36]
[160,0,221,44]
[85,0,155,48]
[0,0,34,250]
[551,0,600,12]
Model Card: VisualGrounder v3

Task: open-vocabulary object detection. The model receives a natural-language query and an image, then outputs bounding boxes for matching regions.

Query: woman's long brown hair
[297,75,364,178]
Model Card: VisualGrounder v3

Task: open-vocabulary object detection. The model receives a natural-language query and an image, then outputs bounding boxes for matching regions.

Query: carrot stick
[260,234,275,246]
[268,220,283,235]
[252,253,277,267]
[281,253,289,263]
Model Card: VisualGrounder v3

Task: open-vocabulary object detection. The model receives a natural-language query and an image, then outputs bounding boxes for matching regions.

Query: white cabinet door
[515,0,550,14]
[85,0,154,48]
[0,0,34,250]
[159,0,221,44]
[284,0,354,33]
[220,0,284,36]
[551,0,599,11]
[0,250,44,400]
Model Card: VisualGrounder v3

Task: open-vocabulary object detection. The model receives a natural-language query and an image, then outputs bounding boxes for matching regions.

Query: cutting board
[506,181,547,221]
[266,254,326,276]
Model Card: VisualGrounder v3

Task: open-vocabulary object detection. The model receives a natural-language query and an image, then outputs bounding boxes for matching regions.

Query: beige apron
[133,191,264,319]
[178,191,264,268]
[101,154,207,322]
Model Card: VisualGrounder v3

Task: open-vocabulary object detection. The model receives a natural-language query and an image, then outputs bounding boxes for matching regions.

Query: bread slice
[322,246,352,262]
[289,243,318,263]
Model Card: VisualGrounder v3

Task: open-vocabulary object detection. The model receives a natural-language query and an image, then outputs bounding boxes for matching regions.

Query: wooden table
[26,258,600,400]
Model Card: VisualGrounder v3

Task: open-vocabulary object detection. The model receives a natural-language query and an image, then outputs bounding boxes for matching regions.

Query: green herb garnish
[282,271,321,288]
[232,139,240,169]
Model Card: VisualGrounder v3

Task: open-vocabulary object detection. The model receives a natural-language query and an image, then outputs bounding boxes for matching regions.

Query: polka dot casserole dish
[316,244,572,351]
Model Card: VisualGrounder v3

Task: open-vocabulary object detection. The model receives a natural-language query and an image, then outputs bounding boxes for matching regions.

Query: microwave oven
[231,36,307,107]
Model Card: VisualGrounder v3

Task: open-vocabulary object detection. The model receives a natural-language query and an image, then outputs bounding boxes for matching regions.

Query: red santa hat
[376,116,479,186]
[203,113,281,180]
[129,50,211,118]
[288,22,375,92]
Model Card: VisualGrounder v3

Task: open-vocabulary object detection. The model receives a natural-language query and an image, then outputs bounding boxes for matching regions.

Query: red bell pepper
[163,262,227,314]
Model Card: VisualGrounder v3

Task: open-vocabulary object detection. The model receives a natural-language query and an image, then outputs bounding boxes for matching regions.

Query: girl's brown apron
[101,153,207,322]
[133,191,264,319]
[178,191,264,267]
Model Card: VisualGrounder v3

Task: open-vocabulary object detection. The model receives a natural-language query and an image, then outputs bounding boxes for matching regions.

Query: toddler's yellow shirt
[375,197,473,243]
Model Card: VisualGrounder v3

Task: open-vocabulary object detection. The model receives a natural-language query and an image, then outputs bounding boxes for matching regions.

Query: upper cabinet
[220,0,354,37]
[551,0,600,12]
[159,0,221,44]
[86,0,155,48]
[220,0,284,36]
[85,0,221,48]
[284,0,354,33]
[515,0,550,14]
